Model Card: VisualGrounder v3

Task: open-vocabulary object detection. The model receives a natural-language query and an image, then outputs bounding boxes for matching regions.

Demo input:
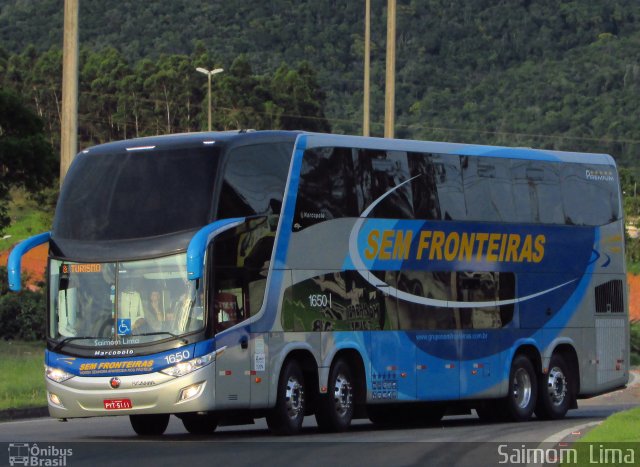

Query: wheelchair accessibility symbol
[117,319,132,336]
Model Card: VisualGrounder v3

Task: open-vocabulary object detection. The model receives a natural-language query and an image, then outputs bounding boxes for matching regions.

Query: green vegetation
[0,265,47,341]
[1,1,640,163]
[0,90,56,234]
[0,189,54,252]
[562,407,640,466]
[0,340,46,410]
[580,407,640,442]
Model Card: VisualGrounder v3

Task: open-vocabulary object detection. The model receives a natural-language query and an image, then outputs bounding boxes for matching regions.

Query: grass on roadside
[578,406,640,443]
[562,407,640,466]
[0,340,46,410]
[0,189,52,252]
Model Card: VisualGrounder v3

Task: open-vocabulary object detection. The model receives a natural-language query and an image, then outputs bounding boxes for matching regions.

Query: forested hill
[1,0,640,167]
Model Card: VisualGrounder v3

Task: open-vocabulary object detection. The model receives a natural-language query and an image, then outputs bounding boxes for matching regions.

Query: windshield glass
[53,146,219,240]
[49,254,204,347]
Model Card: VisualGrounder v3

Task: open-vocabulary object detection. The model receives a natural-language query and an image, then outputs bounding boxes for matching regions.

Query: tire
[181,413,219,435]
[535,354,572,420]
[129,414,170,436]
[315,359,354,432]
[266,360,306,435]
[501,354,538,422]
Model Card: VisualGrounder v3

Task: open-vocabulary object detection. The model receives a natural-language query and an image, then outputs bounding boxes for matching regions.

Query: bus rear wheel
[315,358,354,432]
[181,413,219,434]
[129,414,170,436]
[535,354,572,420]
[502,354,537,422]
[266,360,306,435]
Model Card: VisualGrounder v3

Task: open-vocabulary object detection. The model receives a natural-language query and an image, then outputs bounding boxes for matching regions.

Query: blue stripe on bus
[214,135,307,344]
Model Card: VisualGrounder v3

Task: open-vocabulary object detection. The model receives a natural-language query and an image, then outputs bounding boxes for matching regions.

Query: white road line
[539,421,602,445]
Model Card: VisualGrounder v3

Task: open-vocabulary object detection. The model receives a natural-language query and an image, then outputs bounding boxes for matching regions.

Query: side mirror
[186,218,245,281]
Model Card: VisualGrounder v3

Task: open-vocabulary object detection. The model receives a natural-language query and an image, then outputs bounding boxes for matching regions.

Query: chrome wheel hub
[285,376,304,419]
[512,368,532,409]
[333,373,353,417]
[547,366,567,406]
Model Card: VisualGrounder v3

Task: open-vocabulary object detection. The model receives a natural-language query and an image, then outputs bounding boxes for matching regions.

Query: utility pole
[363,0,370,136]
[60,0,79,185]
[384,0,396,138]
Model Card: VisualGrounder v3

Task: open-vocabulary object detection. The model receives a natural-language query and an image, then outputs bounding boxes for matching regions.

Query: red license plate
[104,399,133,410]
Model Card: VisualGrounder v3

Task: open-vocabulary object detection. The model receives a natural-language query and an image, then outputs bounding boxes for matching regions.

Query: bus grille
[594,280,624,313]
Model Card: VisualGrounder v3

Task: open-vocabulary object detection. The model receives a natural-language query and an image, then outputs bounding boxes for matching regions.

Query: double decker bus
[8,131,629,435]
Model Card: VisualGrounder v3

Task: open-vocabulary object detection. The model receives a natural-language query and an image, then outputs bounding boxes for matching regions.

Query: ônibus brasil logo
[8,443,73,466]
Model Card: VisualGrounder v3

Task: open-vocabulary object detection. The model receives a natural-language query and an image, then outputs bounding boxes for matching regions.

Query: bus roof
[78,130,300,155]
[300,132,616,166]
[79,130,616,166]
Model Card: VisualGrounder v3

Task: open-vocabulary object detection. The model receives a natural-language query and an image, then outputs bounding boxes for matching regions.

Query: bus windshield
[49,254,204,347]
[53,146,220,241]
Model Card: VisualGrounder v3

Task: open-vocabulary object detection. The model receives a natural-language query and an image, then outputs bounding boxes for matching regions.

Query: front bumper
[46,362,217,418]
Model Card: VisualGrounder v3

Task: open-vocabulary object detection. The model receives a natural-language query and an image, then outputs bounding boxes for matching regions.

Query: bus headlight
[45,365,74,383]
[161,353,215,378]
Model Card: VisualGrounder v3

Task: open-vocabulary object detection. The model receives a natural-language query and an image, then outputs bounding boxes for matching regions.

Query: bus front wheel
[535,354,572,420]
[503,354,537,422]
[315,358,354,432]
[266,360,306,435]
[181,413,219,434]
[129,414,170,436]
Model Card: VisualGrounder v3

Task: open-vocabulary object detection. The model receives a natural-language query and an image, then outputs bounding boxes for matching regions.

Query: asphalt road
[1,374,637,467]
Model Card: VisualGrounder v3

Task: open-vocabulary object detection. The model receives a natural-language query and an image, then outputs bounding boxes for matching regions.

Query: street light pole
[196,67,224,131]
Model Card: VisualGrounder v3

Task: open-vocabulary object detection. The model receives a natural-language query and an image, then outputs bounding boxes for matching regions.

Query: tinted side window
[217,142,293,218]
[395,270,515,330]
[294,147,357,230]
[353,149,414,218]
[511,160,564,224]
[462,156,516,223]
[295,147,446,227]
[562,165,619,226]
[432,154,465,220]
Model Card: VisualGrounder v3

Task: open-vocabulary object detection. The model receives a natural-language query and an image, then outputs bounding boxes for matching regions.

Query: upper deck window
[54,146,220,240]
[217,142,293,218]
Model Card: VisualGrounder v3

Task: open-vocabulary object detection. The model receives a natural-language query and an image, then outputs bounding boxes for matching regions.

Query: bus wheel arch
[267,349,318,435]
[315,349,366,432]
[535,345,579,420]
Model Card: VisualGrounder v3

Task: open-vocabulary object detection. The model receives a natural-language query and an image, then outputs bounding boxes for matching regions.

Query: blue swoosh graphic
[347,176,576,308]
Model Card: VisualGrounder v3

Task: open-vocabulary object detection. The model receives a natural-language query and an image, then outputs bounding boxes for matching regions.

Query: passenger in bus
[214,292,240,331]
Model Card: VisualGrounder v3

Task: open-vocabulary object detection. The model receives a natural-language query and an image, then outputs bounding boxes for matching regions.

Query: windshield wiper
[52,336,95,352]
[134,331,189,344]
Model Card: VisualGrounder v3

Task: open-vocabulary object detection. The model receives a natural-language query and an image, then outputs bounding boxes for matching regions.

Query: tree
[270,62,331,132]
[0,89,57,233]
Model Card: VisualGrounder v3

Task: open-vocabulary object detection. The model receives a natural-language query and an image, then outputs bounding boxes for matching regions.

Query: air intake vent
[594,280,624,313]
[228,395,238,401]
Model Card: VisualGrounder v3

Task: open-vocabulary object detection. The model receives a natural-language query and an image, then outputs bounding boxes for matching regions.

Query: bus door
[213,291,251,408]
[369,271,417,402]
[210,216,276,409]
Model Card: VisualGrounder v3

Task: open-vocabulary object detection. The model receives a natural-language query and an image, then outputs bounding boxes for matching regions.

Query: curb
[0,406,48,421]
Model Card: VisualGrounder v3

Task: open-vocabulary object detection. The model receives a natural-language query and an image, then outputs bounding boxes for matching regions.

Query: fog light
[48,392,65,408]
[179,382,205,402]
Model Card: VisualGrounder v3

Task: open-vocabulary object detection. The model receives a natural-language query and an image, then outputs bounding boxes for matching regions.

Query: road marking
[539,420,602,445]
